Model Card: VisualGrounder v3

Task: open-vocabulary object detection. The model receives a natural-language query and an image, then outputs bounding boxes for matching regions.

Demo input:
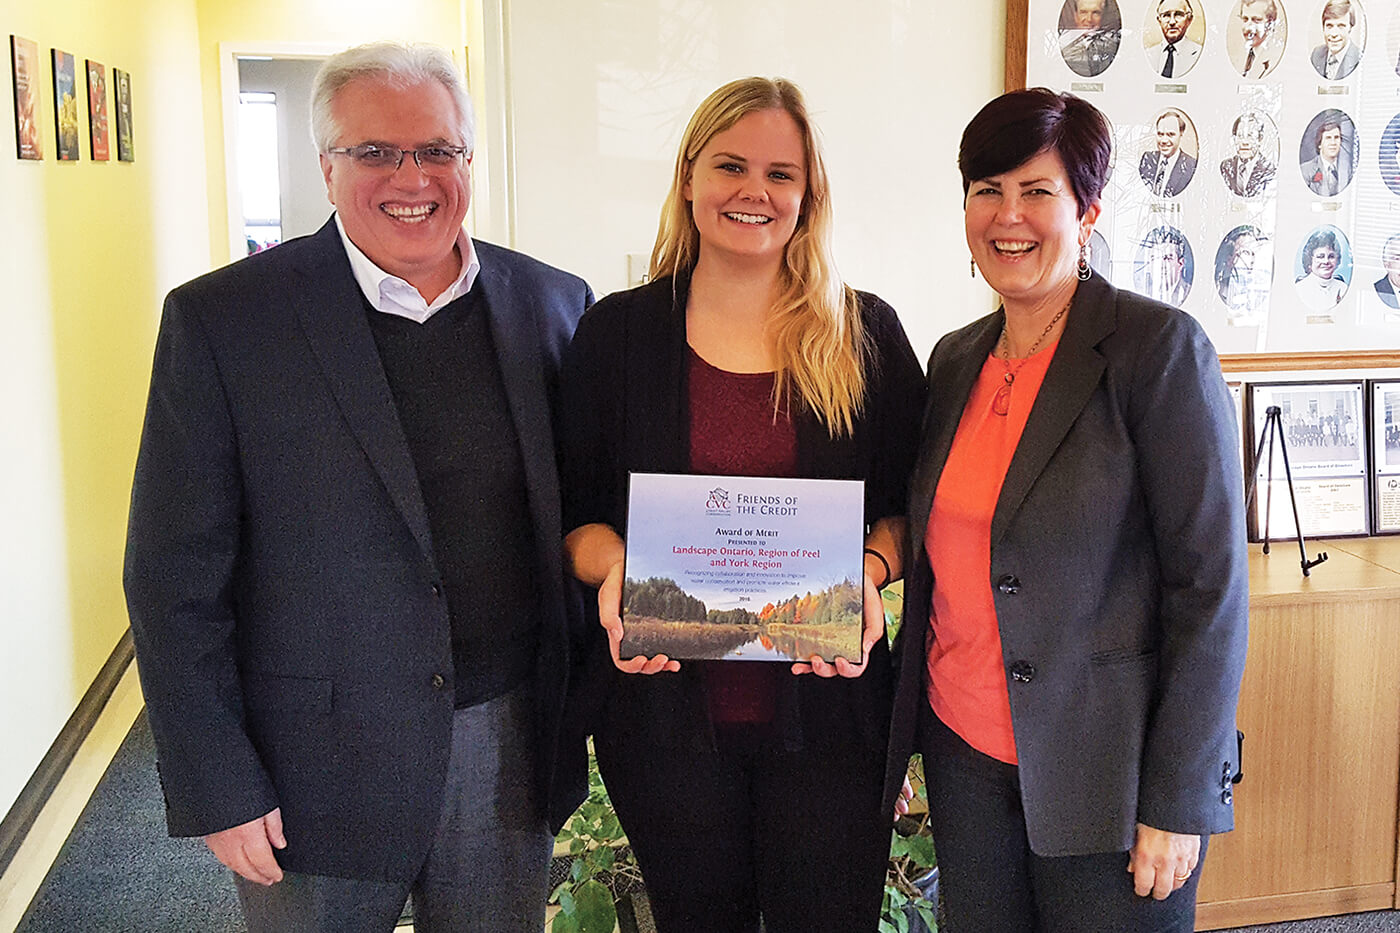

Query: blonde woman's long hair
[650,77,867,437]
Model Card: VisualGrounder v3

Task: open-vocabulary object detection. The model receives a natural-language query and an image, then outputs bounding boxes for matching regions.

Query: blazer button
[431,673,445,689]
[997,574,1021,595]
[431,583,444,598]
[1221,787,1233,805]
[1009,660,1036,683]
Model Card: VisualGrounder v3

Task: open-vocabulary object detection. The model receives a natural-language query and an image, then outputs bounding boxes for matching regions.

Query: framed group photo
[1247,381,1369,540]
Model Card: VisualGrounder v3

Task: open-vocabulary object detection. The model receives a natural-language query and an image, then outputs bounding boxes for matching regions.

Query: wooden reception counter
[1195,538,1400,930]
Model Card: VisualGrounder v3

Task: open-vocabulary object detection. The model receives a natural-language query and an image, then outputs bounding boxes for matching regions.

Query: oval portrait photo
[1293,225,1351,314]
[1379,113,1400,195]
[1227,0,1289,77]
[1139,108,1199,197]
[1220,111,1279,198]
[1215,226,1272,326]
[1298,109,1357,197]
[1135,225,1194,307]
[1309,0,1366,79]
[1144,0,1206,78]
[1060,0,1124,76]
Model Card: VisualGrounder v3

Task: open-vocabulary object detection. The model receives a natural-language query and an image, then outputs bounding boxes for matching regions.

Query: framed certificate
[1370,380,1400,534]
[1247,381,1368,540]
[620,472,865,663]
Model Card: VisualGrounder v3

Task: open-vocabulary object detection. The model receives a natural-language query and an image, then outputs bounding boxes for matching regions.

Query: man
[1138,110,1197,197]
[1237,0,1284,78]
[1059,0,1121,77]
[1301,118,1353,196]
[1310,1,1362,80]
[1373,234,1400,309]
[1215,228,1269,326]
[1219,113,1276,198]
[125,41,592,932]
[1136,226,1192,307]
[1151,0,1201,78]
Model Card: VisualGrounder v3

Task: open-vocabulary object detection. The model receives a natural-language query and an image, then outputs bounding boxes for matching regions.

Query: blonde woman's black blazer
[559,275,927,751]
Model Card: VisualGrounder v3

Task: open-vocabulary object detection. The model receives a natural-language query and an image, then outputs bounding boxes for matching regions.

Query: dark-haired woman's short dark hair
[958,87,1112,217]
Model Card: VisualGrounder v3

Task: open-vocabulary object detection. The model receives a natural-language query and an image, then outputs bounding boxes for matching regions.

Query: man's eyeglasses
[325,144,468,175]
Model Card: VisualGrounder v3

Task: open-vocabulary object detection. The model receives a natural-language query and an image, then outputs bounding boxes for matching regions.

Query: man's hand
[205,808,287,885]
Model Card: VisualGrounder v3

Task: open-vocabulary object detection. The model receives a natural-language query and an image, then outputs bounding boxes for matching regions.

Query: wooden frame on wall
[1004,0,1400,372]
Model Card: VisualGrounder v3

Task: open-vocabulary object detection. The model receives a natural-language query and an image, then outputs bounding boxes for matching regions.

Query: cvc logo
[705,487,730,511]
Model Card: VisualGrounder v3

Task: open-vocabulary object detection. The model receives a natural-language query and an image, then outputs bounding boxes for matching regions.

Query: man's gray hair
[310,41,475,155]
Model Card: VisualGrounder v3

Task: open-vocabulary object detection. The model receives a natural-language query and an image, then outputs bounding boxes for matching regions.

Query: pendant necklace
[992,299,1071,416]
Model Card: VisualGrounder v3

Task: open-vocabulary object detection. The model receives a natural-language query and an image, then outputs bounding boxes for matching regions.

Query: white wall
[498,0,1007,360]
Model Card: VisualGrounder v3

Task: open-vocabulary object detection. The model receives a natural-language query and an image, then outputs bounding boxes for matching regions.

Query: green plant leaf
[572,880,617,933]
[552,911,581,933]
[904,834,937,867]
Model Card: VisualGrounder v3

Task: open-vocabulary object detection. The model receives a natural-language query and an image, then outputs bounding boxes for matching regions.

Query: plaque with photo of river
[619,472,866,663]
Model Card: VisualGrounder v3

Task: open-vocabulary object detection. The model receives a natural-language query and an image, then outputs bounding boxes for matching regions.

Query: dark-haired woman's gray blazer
[886,271,1248,857]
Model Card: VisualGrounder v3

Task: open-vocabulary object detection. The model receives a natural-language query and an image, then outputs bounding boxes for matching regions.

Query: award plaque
[1371,381,1400,535]
[620,472,866,663]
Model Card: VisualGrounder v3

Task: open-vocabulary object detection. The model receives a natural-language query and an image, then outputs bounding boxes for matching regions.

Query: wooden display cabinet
[1195,540,1400,929]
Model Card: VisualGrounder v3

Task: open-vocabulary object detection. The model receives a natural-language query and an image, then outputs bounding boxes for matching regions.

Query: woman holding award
[558,77,924,932]
[885,87,1249,932]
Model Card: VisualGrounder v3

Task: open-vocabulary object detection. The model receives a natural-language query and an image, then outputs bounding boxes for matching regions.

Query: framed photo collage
[1025,0,1400,356]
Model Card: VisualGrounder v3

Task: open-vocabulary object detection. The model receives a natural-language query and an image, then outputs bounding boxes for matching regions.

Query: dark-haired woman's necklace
[992,300,1070,416]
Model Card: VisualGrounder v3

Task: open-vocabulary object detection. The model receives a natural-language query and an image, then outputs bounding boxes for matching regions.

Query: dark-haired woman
[885,88,1248,932]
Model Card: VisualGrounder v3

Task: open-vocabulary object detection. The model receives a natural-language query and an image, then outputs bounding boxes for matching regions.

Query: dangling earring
[970,257,977,278]
[1077,243,1092,281]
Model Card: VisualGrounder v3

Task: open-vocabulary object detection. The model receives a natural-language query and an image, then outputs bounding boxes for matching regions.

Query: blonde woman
[558,78,925,932]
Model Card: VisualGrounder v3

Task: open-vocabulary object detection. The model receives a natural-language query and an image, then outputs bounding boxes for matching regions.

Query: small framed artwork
[1370,381,1400,535]
[114,67,133,162]
[1247,381,1368,541]
[51,48,79,161]
[10,35,43,160]
[87,60,108,161]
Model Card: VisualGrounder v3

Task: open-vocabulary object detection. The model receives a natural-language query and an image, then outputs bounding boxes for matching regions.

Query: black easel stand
[1244,405,1328,577]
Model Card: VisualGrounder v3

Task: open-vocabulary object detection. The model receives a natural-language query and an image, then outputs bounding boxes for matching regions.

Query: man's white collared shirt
[334,214,481,323]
